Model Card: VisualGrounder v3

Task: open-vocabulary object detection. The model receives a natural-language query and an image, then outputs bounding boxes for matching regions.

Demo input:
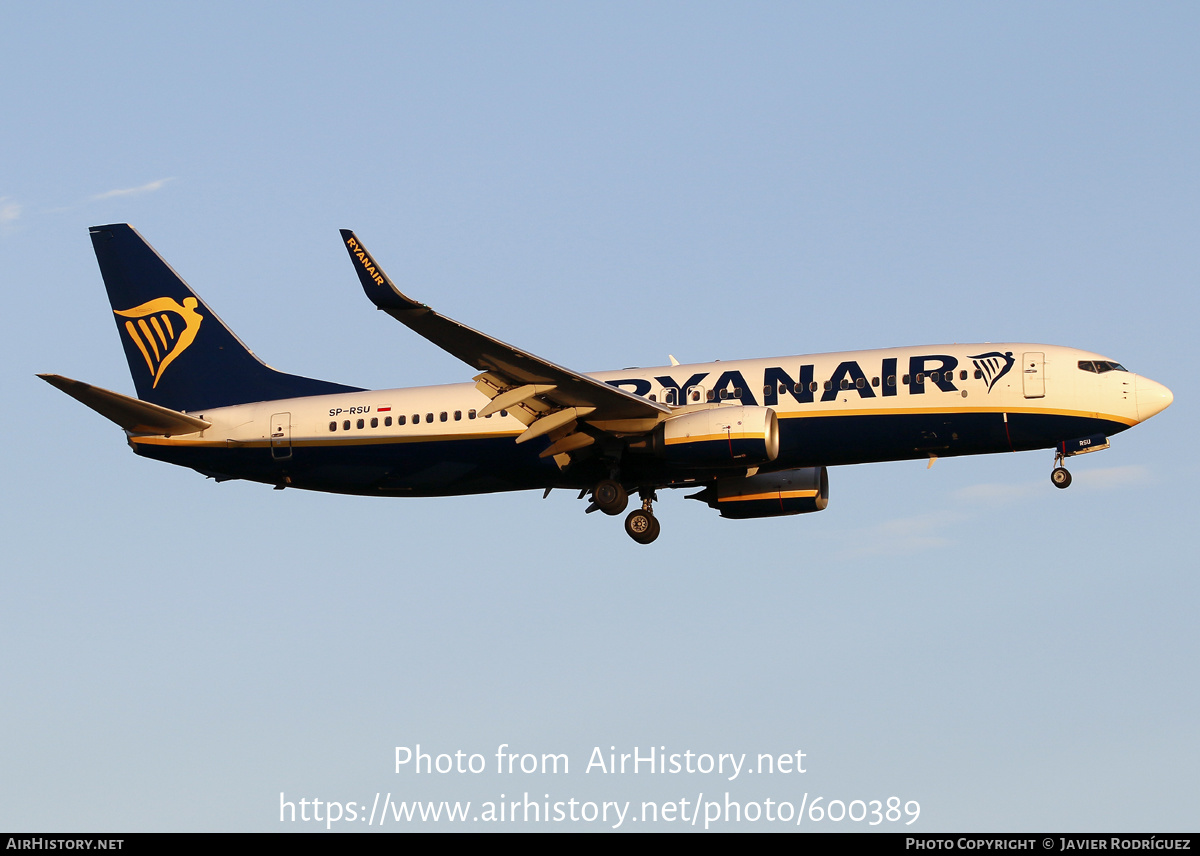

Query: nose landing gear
[1048,434,1111,489]
[1051,450,1072,489]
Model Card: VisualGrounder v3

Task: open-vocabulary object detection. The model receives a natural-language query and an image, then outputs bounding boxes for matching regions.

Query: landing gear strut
[624,489,661,545]
[1051,451,1072,489]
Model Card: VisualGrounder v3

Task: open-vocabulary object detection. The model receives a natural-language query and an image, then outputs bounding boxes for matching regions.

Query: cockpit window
[1079,360,1128,374]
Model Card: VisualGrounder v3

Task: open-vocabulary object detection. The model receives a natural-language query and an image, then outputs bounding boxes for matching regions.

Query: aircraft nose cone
[1135,375,1173,421]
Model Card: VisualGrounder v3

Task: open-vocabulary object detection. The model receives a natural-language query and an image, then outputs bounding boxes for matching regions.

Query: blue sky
[2,2,1197,831]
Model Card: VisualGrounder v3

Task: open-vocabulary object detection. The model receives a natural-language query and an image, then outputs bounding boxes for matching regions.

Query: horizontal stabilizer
[37,374,211,435]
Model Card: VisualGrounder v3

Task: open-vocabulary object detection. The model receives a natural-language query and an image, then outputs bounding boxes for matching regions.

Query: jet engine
[689,466,829,519]
[641,406,780,469]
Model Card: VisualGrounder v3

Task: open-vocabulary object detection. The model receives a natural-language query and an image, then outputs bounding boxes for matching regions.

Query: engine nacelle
[691,467,829,519]
[648,406,780,469]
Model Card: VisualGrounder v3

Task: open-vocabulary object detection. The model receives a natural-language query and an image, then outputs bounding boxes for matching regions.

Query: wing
[340,230,670,466]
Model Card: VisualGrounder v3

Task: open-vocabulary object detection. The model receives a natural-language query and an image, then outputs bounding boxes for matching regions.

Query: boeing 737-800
[40,224,1174,544]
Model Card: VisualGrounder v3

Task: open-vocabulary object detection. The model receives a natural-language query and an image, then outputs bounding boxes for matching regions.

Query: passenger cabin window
[426,413,434,422]
[959,370,968,380]
[454,410,462,421]
[343,420,351,431]
[440,412,448,422]
[357,418,365,429]
[329,421,337,432]
[887,376,896,386]
[871,377,880,387]
[385,416,392,427]
[468,410,476,419]
[371,417,378,428]
[397,415,406,426]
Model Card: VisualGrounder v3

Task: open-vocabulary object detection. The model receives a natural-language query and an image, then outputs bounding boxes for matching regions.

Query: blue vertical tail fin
[91,224,361,411]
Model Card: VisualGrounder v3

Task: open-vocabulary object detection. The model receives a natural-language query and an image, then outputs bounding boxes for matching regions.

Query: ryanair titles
[345,235,386,286]
[606,351,1015,406]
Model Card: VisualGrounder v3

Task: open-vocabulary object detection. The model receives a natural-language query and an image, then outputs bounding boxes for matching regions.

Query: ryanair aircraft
[41,224,1173,544]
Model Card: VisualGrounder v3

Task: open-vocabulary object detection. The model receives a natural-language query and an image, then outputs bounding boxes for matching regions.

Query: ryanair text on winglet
[346,235,386,286]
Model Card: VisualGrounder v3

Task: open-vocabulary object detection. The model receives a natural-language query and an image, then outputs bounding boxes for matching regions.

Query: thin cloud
[837,464,1154,561]
[955,465,1151,503]
[88,177,173,201]
[0,197,20,226]
[43,178,176,213]
[837,510,966,559]
[954,480,1041,505]
[1074,465,1150,490]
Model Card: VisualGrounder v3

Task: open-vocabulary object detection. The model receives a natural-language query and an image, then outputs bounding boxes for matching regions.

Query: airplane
[40,224,1174,544]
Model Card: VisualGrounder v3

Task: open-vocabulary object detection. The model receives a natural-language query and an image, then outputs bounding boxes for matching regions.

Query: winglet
[339,230,422,312]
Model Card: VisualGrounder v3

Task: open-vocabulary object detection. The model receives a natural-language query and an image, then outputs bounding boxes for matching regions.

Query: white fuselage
[127,342,1170,497]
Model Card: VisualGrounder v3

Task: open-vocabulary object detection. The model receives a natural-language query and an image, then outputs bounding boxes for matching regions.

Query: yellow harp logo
[114,297,204,388]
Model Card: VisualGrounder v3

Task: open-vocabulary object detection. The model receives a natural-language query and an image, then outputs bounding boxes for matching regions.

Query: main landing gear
[589,479,628,515]
[624,489,661,545]
[585,481,662,544]
[1051,451,1072,489]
